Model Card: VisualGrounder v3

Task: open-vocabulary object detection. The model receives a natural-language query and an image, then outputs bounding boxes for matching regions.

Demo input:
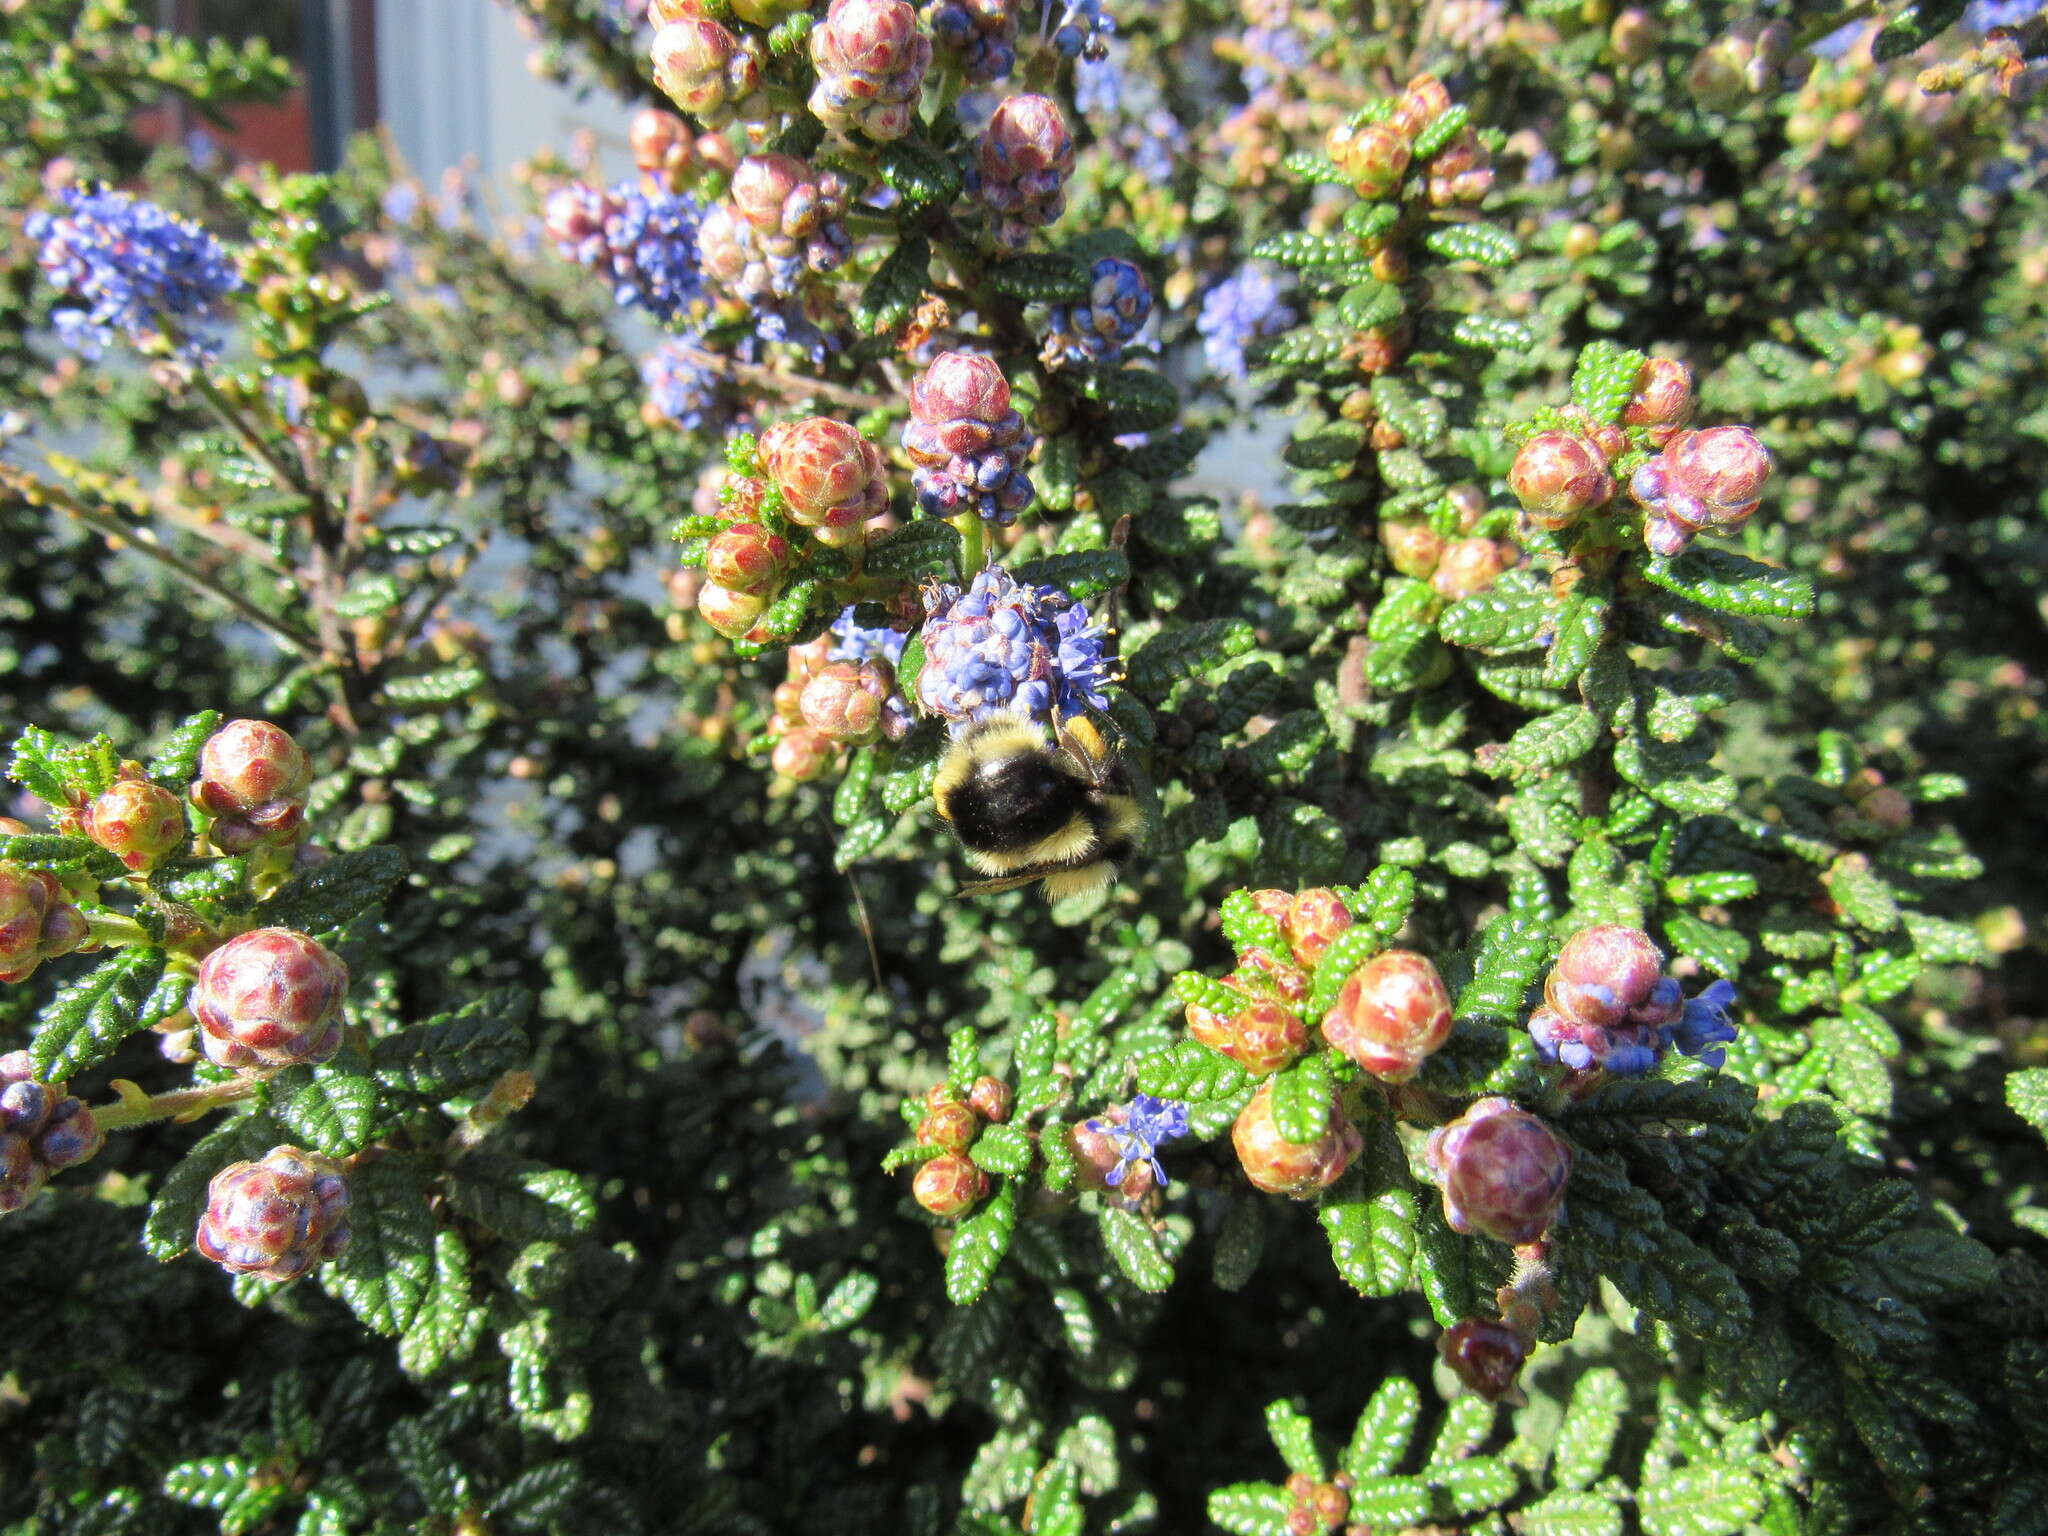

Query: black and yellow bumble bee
[932,711,1143,899]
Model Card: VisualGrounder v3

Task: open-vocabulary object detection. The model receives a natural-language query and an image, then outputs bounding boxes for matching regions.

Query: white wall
[375,0,635,183]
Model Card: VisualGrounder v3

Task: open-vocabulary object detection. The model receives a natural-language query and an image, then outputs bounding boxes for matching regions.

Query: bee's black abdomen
[948,753,1085,855]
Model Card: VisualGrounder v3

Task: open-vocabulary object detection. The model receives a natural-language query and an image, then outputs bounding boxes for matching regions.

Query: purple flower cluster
[1043,256,1152,365]
[1196,266,1296,380]
[1083,1094,1189,1189]
[1239,24,1308,92]
[27,185,241,358]
[1530,979,1739,1074]
[917,566,1115,730]
[829,605,911,666]
[643,337,723,431]
[930,0,1017,81]
[0,1051,101,1214]
[543,180,704,324]
[1051,0,1114,59]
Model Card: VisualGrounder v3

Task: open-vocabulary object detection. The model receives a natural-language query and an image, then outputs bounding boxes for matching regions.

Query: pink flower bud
[913,1152,989,1217]
[1508,431,1615,529]
[1431,537,1512,600]
[731,153,807,233]
[917,1101,979,1151]
[703,523,794,592]
[1232,1082,1363,1198]
[1622,357,1696,446]
[810,0,931,140]
[1439,1317,1529,1401]
[1329,121,1412,199]
[968,1075,1013,1123]
[651,19,764,125]
[1322,949,1453,1082]
[82,774,185,872]
[630,108,694,184]
[196,1145,352,1282]
[0,863,87,985]
[1283,888,1354,968]
[816,0,924,80]
[1380,519,1444,580]
[697,581,775,639]
[1424,1097,1571,1244]
[1545,925,1676,1029]
[1223,947,1312,1008]
[193,719,313,854]
[1221,1000,1309,1077]
[799,659,895,745]
[770,726,835,782]
[757,418,891,528]
[910,352,1012,427]
[979,94,1074,181]
[193,927,348,1074]
[1666,425,1772,509]
[1390,73,1452,137]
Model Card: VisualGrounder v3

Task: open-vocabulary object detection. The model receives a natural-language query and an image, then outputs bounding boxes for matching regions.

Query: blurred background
[136,0,633,183]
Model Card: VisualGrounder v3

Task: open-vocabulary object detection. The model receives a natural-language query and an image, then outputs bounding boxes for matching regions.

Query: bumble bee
[932,712,1143,899]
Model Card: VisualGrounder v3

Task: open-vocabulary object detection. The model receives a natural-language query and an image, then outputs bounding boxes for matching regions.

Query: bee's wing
[956,871,1051,896]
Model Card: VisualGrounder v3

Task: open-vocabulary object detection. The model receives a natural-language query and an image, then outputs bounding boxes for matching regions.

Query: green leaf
[1127,618,1258,699]
[142,1113,274,1260]
[445,1157,595,1242]
[832,747,876,829]
[146,711,223,788]
[2009,1069,2048,1140]
[1521,1492,1624,1536]
[1268,1055,1335,1145]
[1543,588,1608,688]
[1638,1464,1764,1536]
[398,1230,484,1378]
[322,1156,435,1335]
[253,845,407,934]
[31,946,167,1081]
[382,660,485,706]
[945,1179,1017,1305]
[1552,1368,1626,1490]
[0,831,122,877]
[1010,548,1130,602]
[1872,0,1970,61]
[1213,1196,1264,1291]
[1088,368,1180,436]
[1438,572,1551,651]
[1662,913,1749,979]
[370,988,529,1097]
[1264,1401,1324,1479]
[855,234,929,333]
[271,1056,381,1156]
[1642,548,1814,621]
[864,518,960,581]
[987,251,1090,302]
[1207,1483,1291,1536]
[819,1270,879,1330]
[970,1122,1035,1176]
[1319,1119,1415,1295]
[876,141,962,209]
[1569,340,1647,425]
[1483,706,1599,783]
[1099,1205,1174,1293]
[1347,1476,1435,1528]
[490,1460,584,1533]
[1423,222,1521,267]
[1342,1375,1420,1481]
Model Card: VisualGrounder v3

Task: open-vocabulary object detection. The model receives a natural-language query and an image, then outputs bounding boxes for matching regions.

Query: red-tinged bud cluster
[1188,996,1309,1078]
[967,1074,1012,1123]
[0,1052,102,1214]
[192,719,312,854]
[901,352,1035,523]
[1281,1470,1354,1535]
[1424,1096,1571,1245]
[916,1100,978,1151]
[906,1079,1011,1213]
[650,17,769,128]
[1629,424,1773,558]
[196,1145,352,1283]
[1621,357,1696,447]
[809,0,931,142]
[799,659,896,745]
[628,107,737,190]
[1430,536,1517,601]
[1508,430,1617,530]
[1380,518,1445,580]
[1324,74,1492,208]
[704,523,793,593]
[700,155,854,305]
[697,580,774,641]
[1439,1316,1530,1402]
[1233,1081,1362,1197]
[758,417,892,540]
[971,95,1075,248]
[193,927,349,1074]
[1322,949,1454,1082]
[913,1152,989,1218]
[0,861,90,985]
[82,771,185,872]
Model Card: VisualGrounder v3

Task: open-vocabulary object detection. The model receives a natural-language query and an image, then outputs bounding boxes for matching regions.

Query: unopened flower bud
[1323,949,1453,1082]
[799,660,894,745]
[1232,1082,1362,1198]
[0,862,88,984]
[809,0,932,141]
[703,523,794,592]
[1688,34,1754,112]
[81,774,185,872]
[1508,431,1615,529]
[1622,357,1696,446]
[193,719,313,854]
[1223,1000,1310,1077]
[917,1101,979,1151]
[697,581,774,639]
[1283,888,1354,968]
[1432,537,1512,600]
[1380,518,1444,579]
[197,1145,352,1282]
[770,726,835,782]
[1546,924,1670,1029]
[758,417,892,530]
[1424,1097,1571,1244]
[1328,120,1412,200]
[1390,73,1451,138]
[968,1075,1013,1123]
[1439,1317,1529,1400]
[193,927,349,1073]
[652,19,768,126]
[913,1151,989,1217]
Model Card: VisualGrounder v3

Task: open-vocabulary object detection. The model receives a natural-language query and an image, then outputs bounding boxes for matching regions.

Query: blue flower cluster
[1529,979,1740,1075]
[1196,265,1296,380]
[1051,0,1114,60]
[930,0,1016,81]
[1044,256,1152,365]
[1239,24,1308,92]
[1084,1094,1189,1189]
[642,338,723,431]
[916,566,1115,731]
[27,185,241,359]
[545,181,703,325]
[828,605,910,666]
